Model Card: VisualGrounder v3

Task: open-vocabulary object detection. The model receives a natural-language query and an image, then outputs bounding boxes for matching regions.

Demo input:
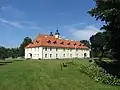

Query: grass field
[0,60,119,90]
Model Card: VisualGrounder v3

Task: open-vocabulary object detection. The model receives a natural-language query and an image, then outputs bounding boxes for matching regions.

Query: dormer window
[36,40,39,43]
[53,41,57,44]
[67,42,70,45]
[60,41,64,44]
[79,44,82,46]
[47,40,51,44]
[74,43,77,46]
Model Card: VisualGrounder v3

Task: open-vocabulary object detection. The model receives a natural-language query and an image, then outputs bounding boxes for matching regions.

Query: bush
[79,64,120,86]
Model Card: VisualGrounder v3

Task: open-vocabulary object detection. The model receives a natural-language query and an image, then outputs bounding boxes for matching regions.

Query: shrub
[79,64,120,86]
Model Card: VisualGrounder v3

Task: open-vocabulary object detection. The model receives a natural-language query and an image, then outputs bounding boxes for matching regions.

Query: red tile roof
[25,34,89,49]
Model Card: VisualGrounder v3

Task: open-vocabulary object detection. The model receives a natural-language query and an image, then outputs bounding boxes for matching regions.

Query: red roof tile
[25,34,89,49]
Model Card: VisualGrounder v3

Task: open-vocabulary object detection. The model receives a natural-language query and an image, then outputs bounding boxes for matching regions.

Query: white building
[25,30,90,59]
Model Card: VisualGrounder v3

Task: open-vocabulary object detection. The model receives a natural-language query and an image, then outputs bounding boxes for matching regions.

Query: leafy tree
[90,32,107,60]
[80,40,90,48]
[88,0,120,60]
[0,46,8,60]
[19,37,32,57]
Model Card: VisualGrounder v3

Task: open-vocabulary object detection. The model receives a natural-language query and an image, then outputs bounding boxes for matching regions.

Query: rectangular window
[34,54,36,57]
[27,54,29,57]
[63,48,65,51]
[50,54,52,58]
[37,54,39,57]
[45,54,47,58]
[56,48,58,51]
[70,49,72,52]
[76,49,78,52]
[45,47,47,51]
[63,54,65,57]
[50,48,52,51]
[70,54,72,57]
[56,54,58,58]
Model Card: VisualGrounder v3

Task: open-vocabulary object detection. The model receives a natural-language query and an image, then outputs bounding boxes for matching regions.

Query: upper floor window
[45,54,47,58]
[76,49,78,52]
[45,47,47,51]
[50,47,52,51]
[56,54,58,57]
[56,48,58,51]
[63,48,65,51]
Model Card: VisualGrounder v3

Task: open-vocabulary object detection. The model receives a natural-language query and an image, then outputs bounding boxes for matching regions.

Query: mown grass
[0,59,119,90]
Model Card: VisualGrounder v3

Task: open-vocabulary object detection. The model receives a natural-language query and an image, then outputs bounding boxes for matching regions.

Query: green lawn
[0,60,119,90]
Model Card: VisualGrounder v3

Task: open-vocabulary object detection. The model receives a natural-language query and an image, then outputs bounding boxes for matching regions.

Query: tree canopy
[80,40,90,48]
[19,37,32,57]
[90,32,107,59]
[88,0,120,60]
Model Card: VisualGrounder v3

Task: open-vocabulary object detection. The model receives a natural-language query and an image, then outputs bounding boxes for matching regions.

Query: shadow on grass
[96,60,120,78]
[0,61,12,66]
[0,63,7,66]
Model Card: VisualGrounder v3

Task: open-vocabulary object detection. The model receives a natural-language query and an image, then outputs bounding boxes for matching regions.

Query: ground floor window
[84,53,87,58]
[50,54,52,58]
[37,54,39,57]
[56,54,58,58]
[63,54,65,57]
[45,54,47,58]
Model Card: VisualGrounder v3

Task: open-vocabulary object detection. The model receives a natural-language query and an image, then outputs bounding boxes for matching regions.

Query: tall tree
[19,37,32,57]
[88,0,120,61]
[80,40,90,48]
[0,46,8,60]
[90,32,107,60]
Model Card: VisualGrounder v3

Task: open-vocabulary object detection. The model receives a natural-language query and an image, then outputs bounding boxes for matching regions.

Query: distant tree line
[0,37,32,60]
[0,34,110,60]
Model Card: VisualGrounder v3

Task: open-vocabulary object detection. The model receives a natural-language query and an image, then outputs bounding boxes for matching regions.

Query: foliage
[90,32,108,59]
[79,63,120,86]
[0,46,8,60]
[88,0,120,60]
[0,46,20,60]
[19,37,32,57]
[80,40,90,48]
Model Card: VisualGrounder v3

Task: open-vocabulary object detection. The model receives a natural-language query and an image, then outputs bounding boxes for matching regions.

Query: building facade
[25,31,90,59]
